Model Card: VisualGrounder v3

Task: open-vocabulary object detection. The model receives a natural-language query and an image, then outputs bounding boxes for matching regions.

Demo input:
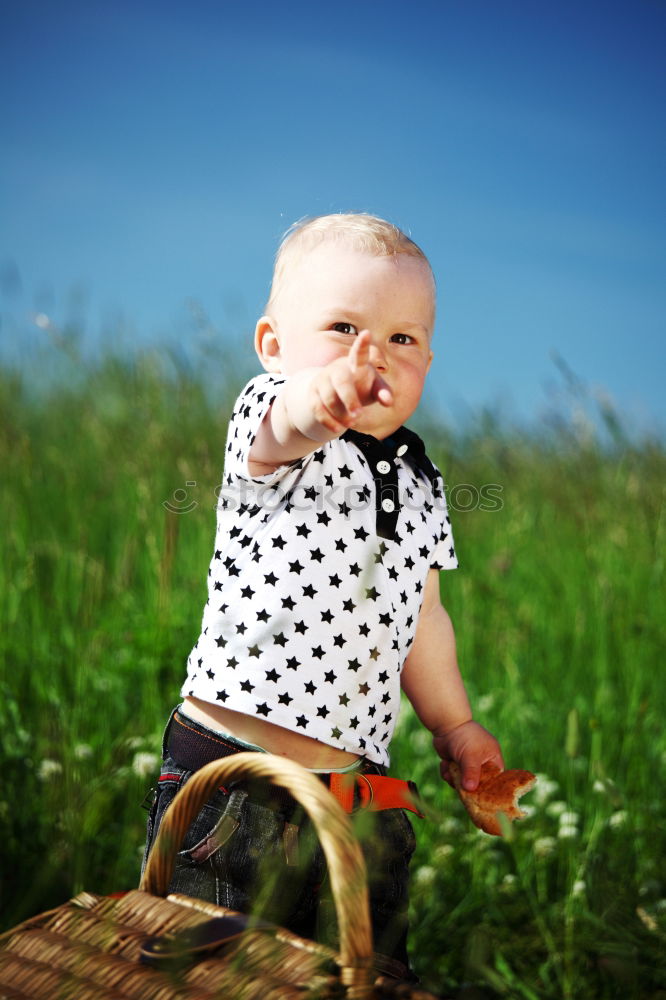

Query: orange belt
[328,772,425,818]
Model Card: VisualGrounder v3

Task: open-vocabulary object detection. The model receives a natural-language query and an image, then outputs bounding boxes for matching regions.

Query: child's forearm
[401,570,504,789]
[249,332,392,473]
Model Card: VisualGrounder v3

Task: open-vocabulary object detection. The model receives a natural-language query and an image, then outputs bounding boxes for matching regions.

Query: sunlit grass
[1,334,664,998]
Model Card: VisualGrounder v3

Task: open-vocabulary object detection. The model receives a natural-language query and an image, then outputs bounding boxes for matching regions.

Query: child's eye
[391,333,414,345]
[330,322,358,336]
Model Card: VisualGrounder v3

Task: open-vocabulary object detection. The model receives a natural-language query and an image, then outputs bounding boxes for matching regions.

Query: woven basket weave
[0,752,443,999]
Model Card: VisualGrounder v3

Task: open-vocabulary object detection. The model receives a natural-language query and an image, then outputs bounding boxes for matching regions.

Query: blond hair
[267,212,434,311]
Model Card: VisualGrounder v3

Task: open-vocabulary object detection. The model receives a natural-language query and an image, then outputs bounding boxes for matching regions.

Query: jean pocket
[180,788,247,864]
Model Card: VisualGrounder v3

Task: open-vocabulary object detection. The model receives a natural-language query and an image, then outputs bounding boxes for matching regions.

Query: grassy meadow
[1,332,665,998]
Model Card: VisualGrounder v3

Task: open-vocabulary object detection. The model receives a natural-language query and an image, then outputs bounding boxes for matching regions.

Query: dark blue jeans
[141,707,417,975]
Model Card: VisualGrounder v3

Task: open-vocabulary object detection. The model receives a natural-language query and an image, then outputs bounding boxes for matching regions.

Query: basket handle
[139,752,373,991]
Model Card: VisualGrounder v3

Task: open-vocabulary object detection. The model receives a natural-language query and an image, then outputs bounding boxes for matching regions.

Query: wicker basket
[0,752,443,999]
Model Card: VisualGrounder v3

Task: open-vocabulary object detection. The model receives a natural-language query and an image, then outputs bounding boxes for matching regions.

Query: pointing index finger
[349,330,370,374]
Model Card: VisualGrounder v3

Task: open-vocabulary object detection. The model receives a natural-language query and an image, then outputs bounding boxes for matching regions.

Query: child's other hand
[310,330,392,434]
[433,720,504,792]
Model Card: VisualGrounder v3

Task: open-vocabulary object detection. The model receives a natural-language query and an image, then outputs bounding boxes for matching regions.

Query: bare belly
[182,696,361,769]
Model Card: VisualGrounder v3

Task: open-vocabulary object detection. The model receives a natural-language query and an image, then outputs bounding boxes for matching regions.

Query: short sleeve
[429,474,458,571]
[223,373,291,484]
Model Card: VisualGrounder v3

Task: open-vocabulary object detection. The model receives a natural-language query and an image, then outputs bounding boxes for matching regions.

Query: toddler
[143,213,503,979]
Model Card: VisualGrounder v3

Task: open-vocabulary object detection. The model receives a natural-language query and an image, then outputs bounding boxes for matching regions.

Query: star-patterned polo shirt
[182,372,458,765]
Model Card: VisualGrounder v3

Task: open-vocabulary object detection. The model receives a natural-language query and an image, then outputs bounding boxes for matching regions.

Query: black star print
[333,634,346,648]
[310,547,325,562]
[348,658,361,672]
[273,631,288,646]
[264,571,279,586]
[312,645,325,659]
[339,464,352,479]
[236,622,247,634]
[342,598,356,613]
[296,715,309,728]
[324,670,337,684]
[302,583,317,598]
[240,679,255,693]
[334,538,347,552]
[378,612,392,627]
[354,526,369,541]
[286,657,301,670]
[282,595,296,610]
[304,680,316,695]
[265,668,280,683]
[359,622,370,637]
[215,635,227,648]
[369,647,380,661]
[256,702,271,716]
[358,682,370,695]
[365,586,379,601]
[303,486,318,501]
[338,501,351,517]
[329,573,342,588]
[294,620,308,634]
[271,535,287,549]
[339,693,350,707]
[278,692,293,705]
[317,705,330,718]
[321,609,334,624]
[378,670,389,684]
[247,644,261,658]
[317,511,331,526]
[227,656,238,669]
[350,716,359,729]
[256,609,270,623]
[289,560,304,574]
[348,563,362,577]
[206,668,214,680]
[331,726,342,740]
[296,523,311,538]
[216,690,228,702]
[404,555,415,570]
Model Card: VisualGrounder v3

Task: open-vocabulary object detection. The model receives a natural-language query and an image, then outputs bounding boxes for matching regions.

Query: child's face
[257,241,435,439]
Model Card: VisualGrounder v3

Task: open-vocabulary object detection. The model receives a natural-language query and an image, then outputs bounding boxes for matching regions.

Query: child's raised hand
[310,330,393,434]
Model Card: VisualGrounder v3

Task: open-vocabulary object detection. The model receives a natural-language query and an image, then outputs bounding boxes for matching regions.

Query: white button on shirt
[376,459,392,474]
[381,497,395,512]
[396,443,409,456]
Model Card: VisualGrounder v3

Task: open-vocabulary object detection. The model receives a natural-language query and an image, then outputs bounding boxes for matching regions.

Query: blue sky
[2,0,665,434]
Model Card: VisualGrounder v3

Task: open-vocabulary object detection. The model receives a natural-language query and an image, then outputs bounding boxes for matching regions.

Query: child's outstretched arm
[250,331,391,473]
[401,569,504,792]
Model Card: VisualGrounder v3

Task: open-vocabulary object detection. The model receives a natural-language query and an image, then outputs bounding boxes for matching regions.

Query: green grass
[1,337,665,998]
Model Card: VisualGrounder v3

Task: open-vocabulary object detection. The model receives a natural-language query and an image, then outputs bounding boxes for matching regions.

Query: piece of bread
[450,761,536,836]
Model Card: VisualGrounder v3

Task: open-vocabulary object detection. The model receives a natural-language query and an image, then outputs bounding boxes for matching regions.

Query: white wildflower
[440,816,464,836]
[533,774,559,806]
[500,874,517,892]
[609,810,628,829]
[558,811,580,828]
[477,693,495,713]
[131,752,159,779]
[558,824,578,840]
[572,879,586,897]
[414,865,436,887]
[534,836,557,858]
[546,800,568,818]
[74,743,93,760]
[38,759,63,780]
[655,899,666,914]
[434,844,455,862]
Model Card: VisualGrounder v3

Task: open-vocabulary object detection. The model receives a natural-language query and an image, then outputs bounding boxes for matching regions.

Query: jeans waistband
[164,706,386,815]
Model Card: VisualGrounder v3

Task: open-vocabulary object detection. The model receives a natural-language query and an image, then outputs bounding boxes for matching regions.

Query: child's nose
[367,339,388,371]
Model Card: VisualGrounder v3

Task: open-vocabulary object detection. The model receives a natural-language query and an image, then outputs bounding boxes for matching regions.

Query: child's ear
[254,316,283,373]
